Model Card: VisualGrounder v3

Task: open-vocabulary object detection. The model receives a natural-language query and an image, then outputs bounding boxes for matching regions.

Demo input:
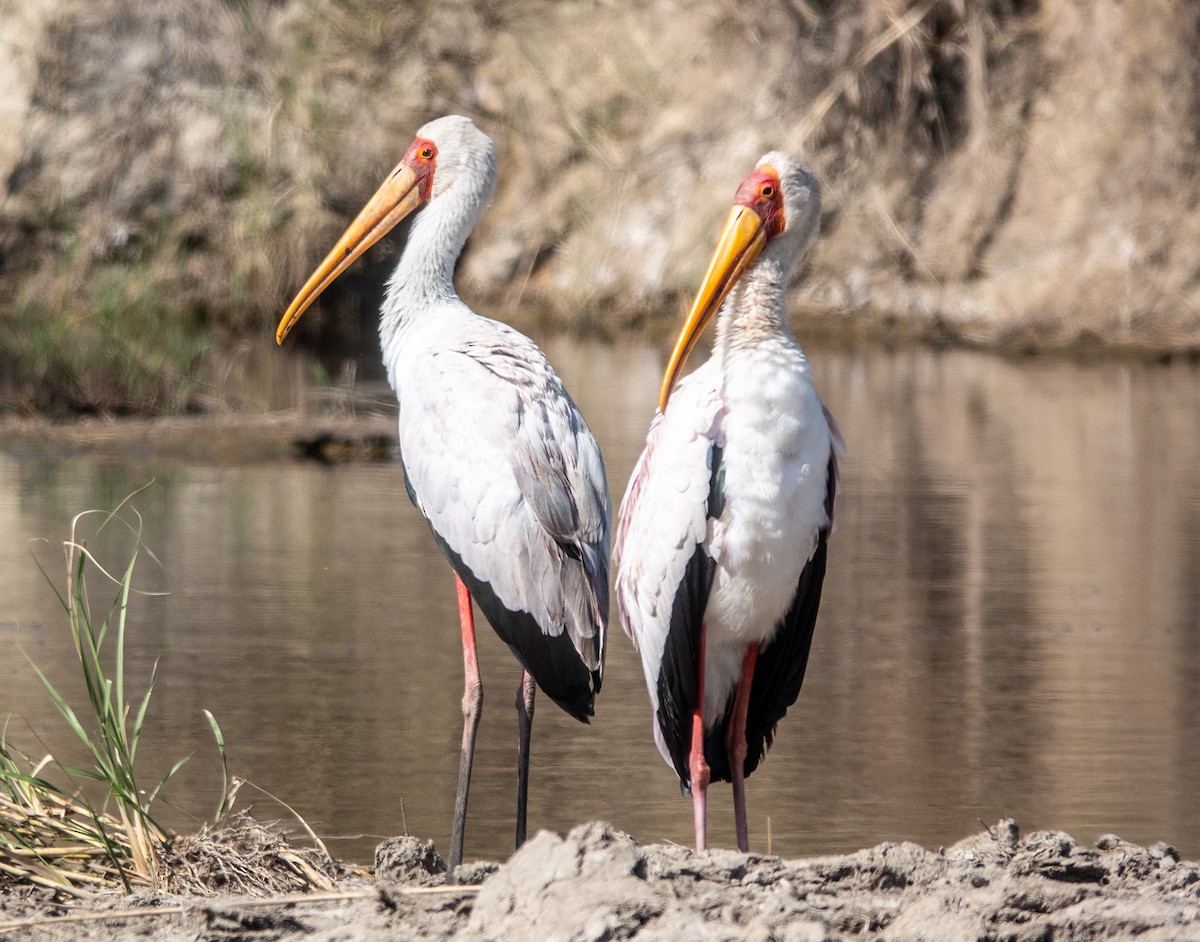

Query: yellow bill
[658,205,766,411]
[276,163,424,345]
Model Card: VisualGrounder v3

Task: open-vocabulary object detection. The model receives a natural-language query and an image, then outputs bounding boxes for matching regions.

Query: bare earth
[2,821,1198,941]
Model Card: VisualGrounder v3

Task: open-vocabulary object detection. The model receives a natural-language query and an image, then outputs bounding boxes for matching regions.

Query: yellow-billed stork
[614,153,841,852]
[277,115,609,873]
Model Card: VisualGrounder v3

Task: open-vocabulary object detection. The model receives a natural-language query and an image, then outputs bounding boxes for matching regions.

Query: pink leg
[514,670,536,849]
[449,575,482,877]
[690,621,711,851]
[726,644,759,853]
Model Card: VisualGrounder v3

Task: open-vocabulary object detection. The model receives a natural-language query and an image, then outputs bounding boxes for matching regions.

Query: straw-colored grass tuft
[0,742,158,898]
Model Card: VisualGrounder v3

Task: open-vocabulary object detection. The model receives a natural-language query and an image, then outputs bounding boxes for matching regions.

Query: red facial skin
[401,136,438,203]
[733,165,785,239]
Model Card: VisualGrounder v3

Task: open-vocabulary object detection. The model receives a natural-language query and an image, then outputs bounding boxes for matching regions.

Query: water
[2,340,1199,865]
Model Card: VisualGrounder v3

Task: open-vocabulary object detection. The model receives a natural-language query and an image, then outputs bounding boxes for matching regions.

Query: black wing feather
[431,527,598,722]
[655,442,723,791]
[656,543,716,789]
[741,525,829,778]
[403,459,599,722]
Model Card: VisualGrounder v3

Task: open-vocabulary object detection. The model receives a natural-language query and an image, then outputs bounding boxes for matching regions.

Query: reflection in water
[1,341,1199,864]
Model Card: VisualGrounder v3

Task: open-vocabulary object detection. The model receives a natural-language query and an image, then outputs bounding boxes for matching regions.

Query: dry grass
[160,814,352,897]
[0,744,156,897]
[0,755,348,900]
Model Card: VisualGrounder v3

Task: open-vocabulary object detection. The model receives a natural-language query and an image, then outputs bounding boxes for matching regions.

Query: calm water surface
[2,340,1199,864]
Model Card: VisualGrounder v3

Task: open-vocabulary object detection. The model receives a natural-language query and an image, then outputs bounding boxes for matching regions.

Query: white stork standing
[276,115,609,874]
[614,153,840,853]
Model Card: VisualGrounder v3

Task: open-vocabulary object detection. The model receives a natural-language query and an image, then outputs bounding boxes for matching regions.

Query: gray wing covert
[398,335,609,719]
[503,343,611,667]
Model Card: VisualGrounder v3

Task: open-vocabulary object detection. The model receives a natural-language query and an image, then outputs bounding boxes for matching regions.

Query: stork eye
[420,147,434,160]
[762,185,774,197]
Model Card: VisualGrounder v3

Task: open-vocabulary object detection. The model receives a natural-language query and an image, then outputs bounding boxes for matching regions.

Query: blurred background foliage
[0,0,1198,414]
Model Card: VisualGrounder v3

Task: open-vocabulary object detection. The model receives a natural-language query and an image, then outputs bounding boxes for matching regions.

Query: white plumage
[394,313,608,661]
[615,152,841,853]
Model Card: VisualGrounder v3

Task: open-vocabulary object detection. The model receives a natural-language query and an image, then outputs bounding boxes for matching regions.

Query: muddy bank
[0,408,398,464]
[2,821,1198,940]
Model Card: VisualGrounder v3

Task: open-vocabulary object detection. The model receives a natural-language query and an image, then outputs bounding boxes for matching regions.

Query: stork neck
[713,253,792,356]
[379,181,480,349]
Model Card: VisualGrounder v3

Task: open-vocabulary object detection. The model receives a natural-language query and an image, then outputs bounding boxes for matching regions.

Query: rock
[464,823,659,942]
[374,835,446,886]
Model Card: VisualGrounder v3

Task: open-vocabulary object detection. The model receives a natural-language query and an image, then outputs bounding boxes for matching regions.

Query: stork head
[658,153,822,410]
[276,115,496,344]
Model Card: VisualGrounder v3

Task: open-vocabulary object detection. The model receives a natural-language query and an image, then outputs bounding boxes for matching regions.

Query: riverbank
[2,0,1199,414]
[2,820,1198,940]
[0,408,398,464]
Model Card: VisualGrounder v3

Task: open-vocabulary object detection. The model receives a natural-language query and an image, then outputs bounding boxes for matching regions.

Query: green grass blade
[28,544,70,613]
[27,659,98,759]
[129,660,159,766]
[113,545,139,741]
[204,710,231,824]
[144,754,190,810]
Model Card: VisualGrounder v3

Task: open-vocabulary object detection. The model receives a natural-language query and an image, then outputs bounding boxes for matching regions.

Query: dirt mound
[461,821,1200,941]
[2,820,1197,940]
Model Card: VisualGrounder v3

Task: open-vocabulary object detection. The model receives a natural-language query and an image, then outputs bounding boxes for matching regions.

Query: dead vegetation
[1,0,1199,414]
[158,815,354,898]
[0,791,343,901]
[0,747,156,897]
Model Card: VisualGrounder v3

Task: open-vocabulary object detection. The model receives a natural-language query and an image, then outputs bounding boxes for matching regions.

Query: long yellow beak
[276,163,424,344]
[658,205,767,410]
